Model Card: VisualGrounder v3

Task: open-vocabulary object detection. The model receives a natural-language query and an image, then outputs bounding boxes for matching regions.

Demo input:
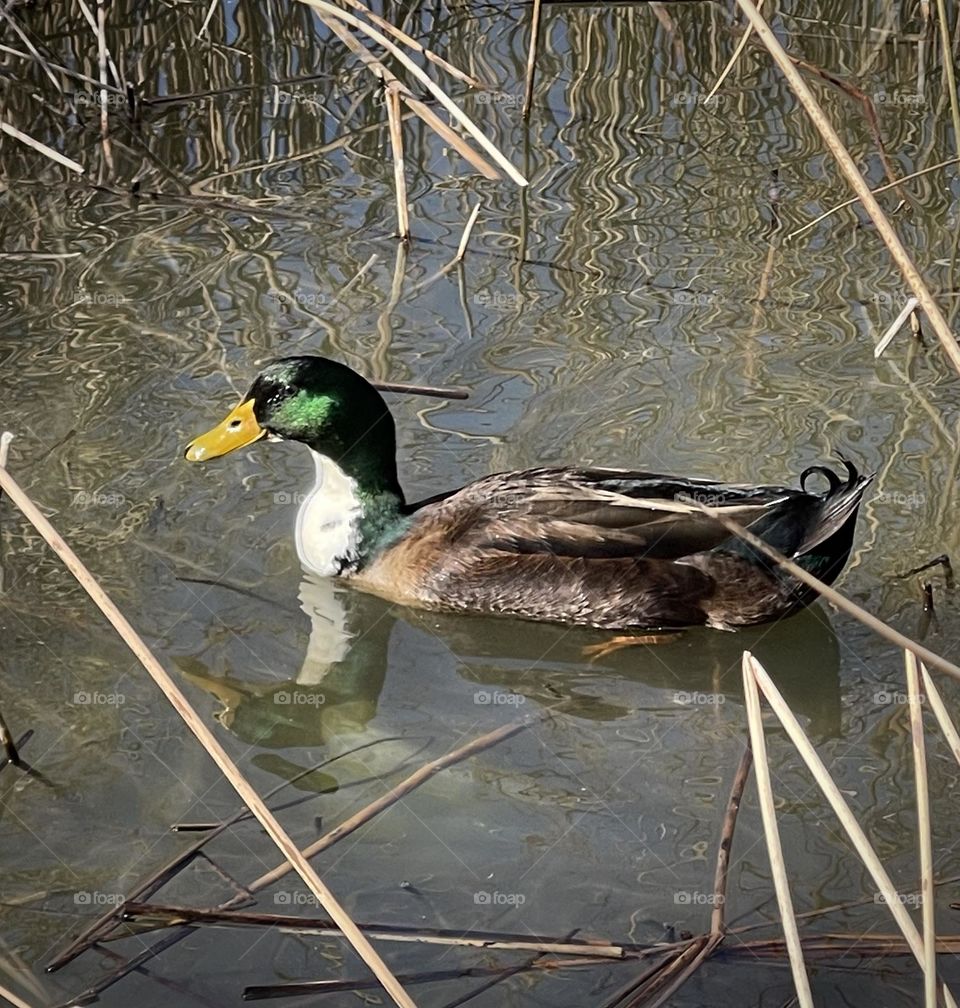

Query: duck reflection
[181,571,844,781]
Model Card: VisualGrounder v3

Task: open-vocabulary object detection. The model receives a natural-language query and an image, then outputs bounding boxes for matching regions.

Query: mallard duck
[185,355,873,632]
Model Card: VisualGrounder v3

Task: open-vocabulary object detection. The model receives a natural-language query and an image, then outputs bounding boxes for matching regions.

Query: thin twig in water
[786,156,960,241]
[121,903,624,957]
[0,703,21,767]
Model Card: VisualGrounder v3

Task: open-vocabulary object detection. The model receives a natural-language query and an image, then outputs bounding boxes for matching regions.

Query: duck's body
[186,356,873,632]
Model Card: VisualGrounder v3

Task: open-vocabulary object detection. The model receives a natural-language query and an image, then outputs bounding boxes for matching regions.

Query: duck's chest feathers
[295,453,365,577]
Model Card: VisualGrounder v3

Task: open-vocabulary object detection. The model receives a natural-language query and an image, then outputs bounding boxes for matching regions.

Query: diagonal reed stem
[736,0,960,376]
[0,456,418,1008]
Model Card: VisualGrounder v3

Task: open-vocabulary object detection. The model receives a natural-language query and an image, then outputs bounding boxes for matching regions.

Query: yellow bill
[184,399,266,462]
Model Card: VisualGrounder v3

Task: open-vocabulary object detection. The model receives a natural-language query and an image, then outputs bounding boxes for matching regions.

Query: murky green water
[3,1,960,1005]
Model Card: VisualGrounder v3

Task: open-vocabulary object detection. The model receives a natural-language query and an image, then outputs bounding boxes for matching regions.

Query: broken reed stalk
[317,12,500,181]
[197,0,219,37]
[875,296,920,357]
[0,461,418,1008]
[681,497,960,684]
[742,655,813,1007]
[710,742,752,934]
[122,903,620,957]
[385,84,410,240]
[297,0,528,187]
[706,0,763,101]
[735,0,960,376]
[337,0,482,88]
[522,0,542,119]
[456,202,481,262]
[744,652,958,1008]
[905,652,937,1008]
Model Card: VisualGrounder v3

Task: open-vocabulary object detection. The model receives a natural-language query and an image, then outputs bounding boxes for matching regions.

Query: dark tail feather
[795,457,874,558]
[712,457,873,587]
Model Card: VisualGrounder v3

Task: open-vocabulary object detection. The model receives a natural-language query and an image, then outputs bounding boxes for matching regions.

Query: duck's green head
[185,356,403,498]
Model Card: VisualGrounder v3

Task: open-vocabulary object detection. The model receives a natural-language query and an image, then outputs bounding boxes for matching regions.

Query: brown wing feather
[412,467,798,561]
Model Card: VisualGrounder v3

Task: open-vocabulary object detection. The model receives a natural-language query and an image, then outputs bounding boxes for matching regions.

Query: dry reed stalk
[936,0,960,158]
[0,44,122,95]
[123,903,623,957]
[681,497,960,683]
[745,652,958,1008]
[297,0,527,186]
[787,156,960,241]
[0,122,84,174]
[905,651,937,1008]
[522,0,543,119]
[736,0,960,376]
[0,8,63,94]
[0,460,418,1008]
[707,0,763,101]
[197,0,219,37]
[919,665,960,766]
[96,1,108,135]
[710,742,752,934]
[742,655,813,1008]
[240,719,527,895]
[385,84,410,240]
[73,0,121,90]
[0,982,36,1008]
[337,0,482,87]
[875,296,920,357]
[318,11,500,181]
[455,202,481,261]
